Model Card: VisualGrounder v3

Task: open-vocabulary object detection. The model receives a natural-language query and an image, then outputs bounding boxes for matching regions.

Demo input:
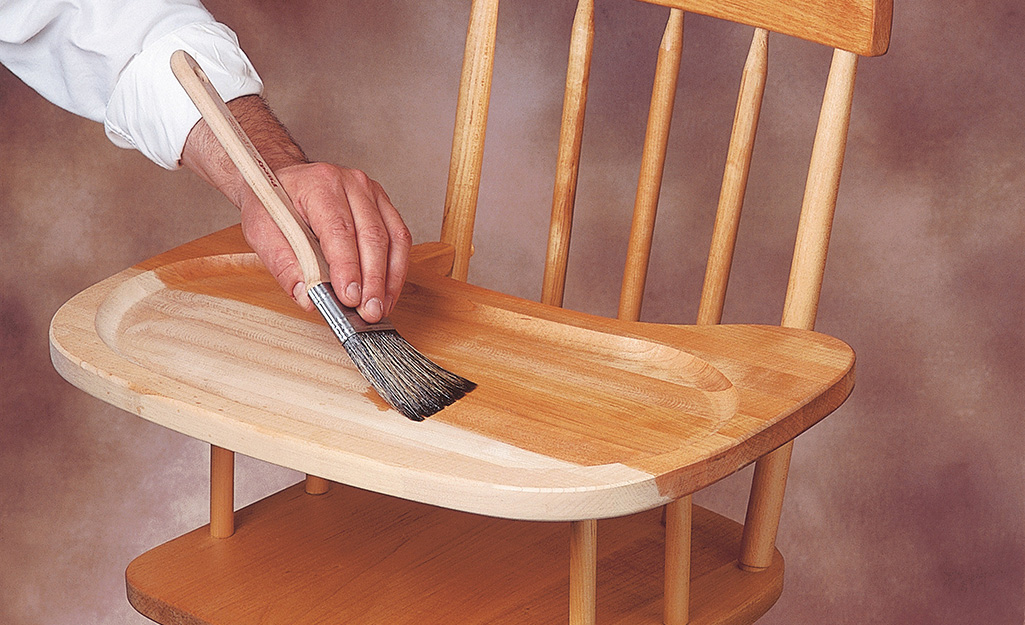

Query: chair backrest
[439,0,891,332]
[438,0,892,573]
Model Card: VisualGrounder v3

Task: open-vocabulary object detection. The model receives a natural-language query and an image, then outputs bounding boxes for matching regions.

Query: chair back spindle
[738,46,860,571]
[781,48,859,332]
[617,8,684,322]
[696,27,768,326]
[441,0,500,282]
[541,0,596,307]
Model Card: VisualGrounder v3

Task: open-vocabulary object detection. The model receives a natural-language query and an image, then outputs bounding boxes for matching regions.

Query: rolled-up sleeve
[104,21,263,169]
[0,0,263,169]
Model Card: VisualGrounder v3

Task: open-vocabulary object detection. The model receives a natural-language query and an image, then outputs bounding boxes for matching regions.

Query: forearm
[181,94,307,208]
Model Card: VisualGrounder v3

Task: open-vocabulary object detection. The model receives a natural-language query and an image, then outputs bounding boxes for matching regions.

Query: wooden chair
[49,1,891,623]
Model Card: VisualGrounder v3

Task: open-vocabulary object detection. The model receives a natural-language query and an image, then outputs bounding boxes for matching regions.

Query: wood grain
[50,226,854,521]
[639,0,892,56]
[126,483,784,625]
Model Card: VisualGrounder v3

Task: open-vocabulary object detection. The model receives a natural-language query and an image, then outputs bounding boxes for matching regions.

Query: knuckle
[391,224,413,249]
[306,161,342,182]
[344,167,373,188]
[358,223,391,247]
[361,274,387,293]
[323,217,357,240]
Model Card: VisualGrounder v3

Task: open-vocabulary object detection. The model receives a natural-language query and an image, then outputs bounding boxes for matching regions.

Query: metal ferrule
[307,282,394,342]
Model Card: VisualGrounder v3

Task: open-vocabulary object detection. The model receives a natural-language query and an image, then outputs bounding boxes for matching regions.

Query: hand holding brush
[171,50,474,420]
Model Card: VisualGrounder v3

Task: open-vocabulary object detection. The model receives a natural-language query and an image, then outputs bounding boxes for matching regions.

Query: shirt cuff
[104,21,263,170]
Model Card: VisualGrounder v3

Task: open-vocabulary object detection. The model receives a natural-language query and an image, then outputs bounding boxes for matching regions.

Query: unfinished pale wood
[209,445,234,538]
[569,519,598,625]
[303,475,330,495]
[49,226,855,521]
[541,0,595,308]
[664,496,693,625]
[696,29,768,327]
[126,483,784,625]
[618,9,685,322]
[638,0,891,56]
[440,0,500,282]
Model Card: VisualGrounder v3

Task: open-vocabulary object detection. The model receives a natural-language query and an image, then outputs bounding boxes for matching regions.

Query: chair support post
[305,475,330,495]
[664,496,692,625]
[738,442,792,570]
[210,445,235,538]
[741,49,859,571]
[569,519,597,625]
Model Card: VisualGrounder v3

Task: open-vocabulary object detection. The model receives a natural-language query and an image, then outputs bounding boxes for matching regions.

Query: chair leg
[305,475,330,495]
[210,445,235,538]
[739,442,793,571]
[569,519,597,625]
[664,496,692,625]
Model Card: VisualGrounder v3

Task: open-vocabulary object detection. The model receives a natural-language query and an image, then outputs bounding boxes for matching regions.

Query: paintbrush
[170,50,474,421]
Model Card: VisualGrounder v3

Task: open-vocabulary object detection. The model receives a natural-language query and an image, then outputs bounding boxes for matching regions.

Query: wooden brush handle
[170,50,331,288]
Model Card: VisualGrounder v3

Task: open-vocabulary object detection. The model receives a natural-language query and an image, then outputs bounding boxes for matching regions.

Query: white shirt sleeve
[0,0,263,169]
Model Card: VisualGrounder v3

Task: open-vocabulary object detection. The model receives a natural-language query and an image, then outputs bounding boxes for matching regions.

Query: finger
[240,199,313,311]
[373,185,412,316]
[341,178,392,323]
[283,165,364,309]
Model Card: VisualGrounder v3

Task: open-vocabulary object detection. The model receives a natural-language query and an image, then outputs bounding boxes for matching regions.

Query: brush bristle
[342,330,476,421]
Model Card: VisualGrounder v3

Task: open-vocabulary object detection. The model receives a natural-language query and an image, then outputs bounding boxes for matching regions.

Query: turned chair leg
[739,442,793,571]
[569,519,597,625]
[305,475,330,495]
[210,445,235,539]
[664,496,692,625]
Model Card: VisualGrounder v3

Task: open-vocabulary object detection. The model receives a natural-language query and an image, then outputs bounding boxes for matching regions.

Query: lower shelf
[127,483,783,625]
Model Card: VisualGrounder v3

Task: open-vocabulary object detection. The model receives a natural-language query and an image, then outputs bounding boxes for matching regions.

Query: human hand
[181,95,411,324]
[239,162,412,323]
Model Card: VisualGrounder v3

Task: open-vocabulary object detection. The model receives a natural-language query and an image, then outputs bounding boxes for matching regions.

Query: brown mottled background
[1,1,1022,623]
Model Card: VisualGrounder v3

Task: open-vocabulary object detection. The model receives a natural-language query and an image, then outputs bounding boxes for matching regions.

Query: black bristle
[341,330,476,421]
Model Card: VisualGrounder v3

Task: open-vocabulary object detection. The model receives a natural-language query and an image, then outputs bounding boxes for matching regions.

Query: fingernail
[364,297,384,321]
[384,295,395,316]
[345,282,361,304]
[293,282,310,308]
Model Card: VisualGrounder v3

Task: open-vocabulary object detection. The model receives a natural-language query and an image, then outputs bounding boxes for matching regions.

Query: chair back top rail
[639,0,891,56]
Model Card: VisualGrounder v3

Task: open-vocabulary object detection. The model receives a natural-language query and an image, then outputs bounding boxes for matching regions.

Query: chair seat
[126,481,783,625]
[50,225,854,521]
